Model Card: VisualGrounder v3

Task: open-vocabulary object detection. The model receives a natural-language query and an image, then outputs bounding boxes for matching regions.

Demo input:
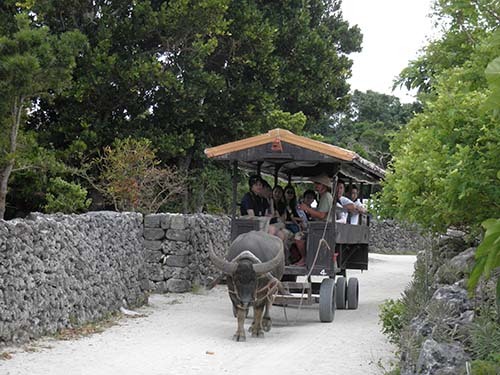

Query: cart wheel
[347,277,359,310]
[319,278,336,322]
[335,276,347,310]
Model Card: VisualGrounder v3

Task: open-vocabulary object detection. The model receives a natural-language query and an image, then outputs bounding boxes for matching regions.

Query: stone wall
[396,231,490,375]
[141,215,428,294]
[143,213,230,293]
[0,212,148,345]
[0,211,425,346]
[369,219,432,254]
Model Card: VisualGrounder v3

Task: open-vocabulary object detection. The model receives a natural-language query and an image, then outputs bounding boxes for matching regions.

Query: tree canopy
[328,90,421,168]
[1,0,363,217]
[378,1,500,232]
[0,10,86,218]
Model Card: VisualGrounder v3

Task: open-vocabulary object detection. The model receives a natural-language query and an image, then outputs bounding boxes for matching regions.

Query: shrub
[379,298,406,345]
[469,354,500,375]
[400,251,435,321]
[93,137,186,213]
[44,177,91,214]
[469,307,500,361]
[468,215,500,311]
[186,163,233,214]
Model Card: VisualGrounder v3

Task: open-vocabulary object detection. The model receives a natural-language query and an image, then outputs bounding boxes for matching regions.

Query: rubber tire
[335,276,347,310]
[319,278,336,322]
[347,277,359,310]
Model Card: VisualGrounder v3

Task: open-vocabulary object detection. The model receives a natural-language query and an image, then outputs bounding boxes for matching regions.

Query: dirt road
[1,253,415,375]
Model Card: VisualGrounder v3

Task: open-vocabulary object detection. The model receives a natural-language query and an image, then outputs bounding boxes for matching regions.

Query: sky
[341,0,436,103]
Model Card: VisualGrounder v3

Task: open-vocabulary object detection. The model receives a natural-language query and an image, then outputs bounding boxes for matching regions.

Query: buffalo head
[208,231,284,341]
[210,244,282,309]
[208,238,283,278]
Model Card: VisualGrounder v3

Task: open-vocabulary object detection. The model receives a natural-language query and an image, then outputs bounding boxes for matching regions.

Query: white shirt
[336,196,353,223]
[350,198,365,225]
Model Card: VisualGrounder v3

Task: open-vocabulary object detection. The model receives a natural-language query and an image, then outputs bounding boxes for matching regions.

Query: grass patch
[191,282,214,295]
[53,312,121,341]
[167,298,182,305]
[469,306,500,360]
[191,283,205,295]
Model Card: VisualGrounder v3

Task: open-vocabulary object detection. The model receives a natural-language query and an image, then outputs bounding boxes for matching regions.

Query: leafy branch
[468,216,500,310]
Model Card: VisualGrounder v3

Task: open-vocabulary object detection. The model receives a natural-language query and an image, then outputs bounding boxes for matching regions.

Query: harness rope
[227,273,281,303]
[227,264,283,309]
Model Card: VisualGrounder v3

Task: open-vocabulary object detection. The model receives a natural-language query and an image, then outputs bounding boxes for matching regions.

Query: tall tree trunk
[0,161,14,219]
[178,152,193,214]
[0,96,23,220]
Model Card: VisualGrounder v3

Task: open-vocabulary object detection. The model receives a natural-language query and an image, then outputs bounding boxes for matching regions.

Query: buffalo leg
[250,304,265,337]
[233,307,247,342]
[261,300,272,332]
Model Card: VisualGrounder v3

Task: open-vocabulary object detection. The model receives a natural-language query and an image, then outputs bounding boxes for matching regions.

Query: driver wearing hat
[298,173,334,221]
[292,173,334,266]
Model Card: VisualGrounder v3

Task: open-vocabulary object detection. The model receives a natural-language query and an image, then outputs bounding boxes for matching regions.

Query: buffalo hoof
[233,333,246,342]
[248,320,255,332]
[251,329,265,338]
[262,317,272,332]
[248,321,256,333]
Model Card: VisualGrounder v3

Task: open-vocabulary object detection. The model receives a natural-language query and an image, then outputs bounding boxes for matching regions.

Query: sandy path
[0,253,415,375]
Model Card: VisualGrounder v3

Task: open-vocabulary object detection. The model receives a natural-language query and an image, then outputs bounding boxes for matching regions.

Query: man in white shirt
[335,181,356,223]
[349,186,367,225]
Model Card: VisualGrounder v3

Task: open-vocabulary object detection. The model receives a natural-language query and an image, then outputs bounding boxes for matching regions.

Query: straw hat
[310,173,331,187]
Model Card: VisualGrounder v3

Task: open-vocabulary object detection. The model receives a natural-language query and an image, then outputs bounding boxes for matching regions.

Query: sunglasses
[285,191,295,195]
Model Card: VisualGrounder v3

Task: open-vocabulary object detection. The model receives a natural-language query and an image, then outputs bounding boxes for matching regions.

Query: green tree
[22,0,361,213]
[468,31,500,309]
[328,90,421,167]
[26,0,231,160]
[0,12,86,219]
[5,131,68,217]
[378,2,500,232]
[396,0,499,94]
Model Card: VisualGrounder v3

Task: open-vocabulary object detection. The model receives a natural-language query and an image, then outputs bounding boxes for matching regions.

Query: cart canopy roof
[204,128,385,184]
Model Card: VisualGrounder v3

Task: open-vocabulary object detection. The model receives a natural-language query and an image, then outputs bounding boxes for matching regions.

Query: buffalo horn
[253,245,284,275]
[208,241,237,274]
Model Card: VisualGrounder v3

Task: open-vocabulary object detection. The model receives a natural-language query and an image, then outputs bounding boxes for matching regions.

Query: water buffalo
[209,230,285,341]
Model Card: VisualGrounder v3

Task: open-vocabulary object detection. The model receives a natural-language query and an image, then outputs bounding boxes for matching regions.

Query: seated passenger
[271,185,286,224]
[349,186,367,225]
[260,180,275,217]
[240,176,290,243]
[300,189,317,224]
[240,175,268,217]
[335,181,356,224]
[293,174,334,266]
[269,184,294,242]
[298,174,334,221]
[283,185,302,234]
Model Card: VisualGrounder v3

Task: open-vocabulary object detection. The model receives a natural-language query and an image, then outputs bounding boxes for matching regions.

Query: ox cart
[205,128,384,323]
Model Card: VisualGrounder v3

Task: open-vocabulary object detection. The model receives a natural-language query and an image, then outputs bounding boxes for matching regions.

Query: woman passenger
[284,185,302,234]
[271,185,286,224]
